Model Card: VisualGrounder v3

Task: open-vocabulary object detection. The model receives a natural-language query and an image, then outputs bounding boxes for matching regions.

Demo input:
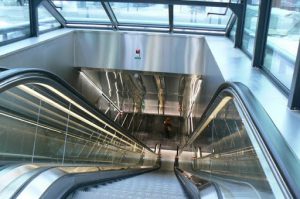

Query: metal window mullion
[288,42,300,110]
[225,14,236,37]
[29,0,42,37]
[169,4,173,33]
[252,0,272,67]
[226,1,243,38]
[42,0,67,27]
[233,0,247,48]
[101,2,119,30]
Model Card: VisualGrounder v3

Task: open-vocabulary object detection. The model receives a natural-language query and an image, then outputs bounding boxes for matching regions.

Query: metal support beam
[234,0,246,48]
[42,0,67,26]
[252,0,272,67]
[228,3,243,16]
[102,2,119,30]
[225,15,236,37]
[29,0,43,37]
[168,5,173,32]
[288,42,300,110]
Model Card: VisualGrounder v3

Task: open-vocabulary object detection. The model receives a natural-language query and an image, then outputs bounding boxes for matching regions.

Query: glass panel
[242,0,260,56]
[52,1,110,23]
[110,3,169,25]
[174,5,232,29]
[0,0,30,43]
[0,81,155,166]
[229,18,237,41]
[264,0,300,89]
[38,5,61,32]
[0,87,39,162]
[33,99,69,163]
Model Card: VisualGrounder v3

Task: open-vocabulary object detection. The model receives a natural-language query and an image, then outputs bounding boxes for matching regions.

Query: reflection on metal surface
[0,165,38,192]
[16,168,65,199]
[79,71,121,113]
[76,31,205,75]
[79,69,203,150]
[154,75,165,115]
[81,69,202,117]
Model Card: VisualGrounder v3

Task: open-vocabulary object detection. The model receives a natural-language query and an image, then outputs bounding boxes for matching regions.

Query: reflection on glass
[264,0,300,89]
[242,0,260,56]
[0,0,30,43]
[38,5,61,32]
[174,5,232,29]
[191,99,285,198]
[0,82,157,166]
[0,87,39,161]
[110,3,169,25]
[229,19,237,41]
[52,1,110,23]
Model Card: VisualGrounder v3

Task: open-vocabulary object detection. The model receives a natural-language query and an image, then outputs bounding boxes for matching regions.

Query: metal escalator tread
[70,170,188,199]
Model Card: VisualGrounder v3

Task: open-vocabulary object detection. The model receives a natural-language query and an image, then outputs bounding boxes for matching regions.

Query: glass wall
[0,0,30,43]
[229,18,237,41]
[38,5,61,33]
[242,0,260,56]
[110,3,169,25]
[174,5,232,29]
[263,0,300,89]
[52,1,110,23]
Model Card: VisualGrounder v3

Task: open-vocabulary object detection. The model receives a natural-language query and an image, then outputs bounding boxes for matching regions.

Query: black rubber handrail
[0,68,154,153]
[180,82,300,198]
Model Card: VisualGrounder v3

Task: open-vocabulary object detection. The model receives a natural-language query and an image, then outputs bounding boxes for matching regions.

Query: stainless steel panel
[75,30,205,75]
[0,32,78,87]
[16,168,65,199]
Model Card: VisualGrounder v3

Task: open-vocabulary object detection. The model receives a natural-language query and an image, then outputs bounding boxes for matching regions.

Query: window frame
[0,1,31,46]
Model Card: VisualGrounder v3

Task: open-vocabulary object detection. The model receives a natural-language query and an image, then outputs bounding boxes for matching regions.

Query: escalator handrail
[0,68,154,153]
[180,82,300,198]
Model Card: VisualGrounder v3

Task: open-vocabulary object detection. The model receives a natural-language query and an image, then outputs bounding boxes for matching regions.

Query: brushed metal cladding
[190,40,225,128]
[0,32,78,87]
[75,31,205,75]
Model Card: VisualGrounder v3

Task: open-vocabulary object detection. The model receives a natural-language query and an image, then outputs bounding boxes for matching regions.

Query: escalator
[0,69,160,198]
[174,83,300,199]
[69,162,188,199]
[0,69,299,199]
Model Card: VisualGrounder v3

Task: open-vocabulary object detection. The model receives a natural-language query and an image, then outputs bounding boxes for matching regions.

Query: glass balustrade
[178,93,291,198]
[0,72,157,168]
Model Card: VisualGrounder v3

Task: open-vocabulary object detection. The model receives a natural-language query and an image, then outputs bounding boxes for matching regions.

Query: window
[174,5,233,29]
[0,0,30,44]
[110,3,169,25]
[229,18,237,41]
[38,5,61,33]
[263,0,300,89]
[242,0,260,56]
[52,1,110,23]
